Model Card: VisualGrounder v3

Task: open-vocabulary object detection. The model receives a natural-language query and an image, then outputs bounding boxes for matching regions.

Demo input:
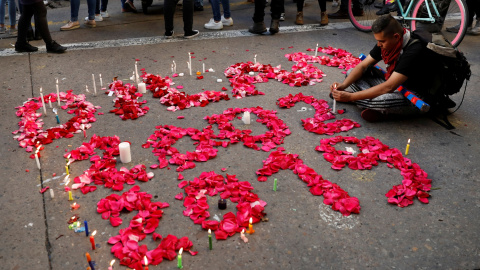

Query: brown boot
[295,11,304,25]
[320,11,328,26]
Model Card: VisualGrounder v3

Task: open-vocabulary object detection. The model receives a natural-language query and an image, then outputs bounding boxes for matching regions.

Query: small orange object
[196,71,201,76]
[246,217,255,234]
[86,252,91,262]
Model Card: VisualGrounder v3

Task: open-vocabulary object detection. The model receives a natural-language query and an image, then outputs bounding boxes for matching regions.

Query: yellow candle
[405,139,411,155]
[65,165,69,175]
[246,217,255,234]
[68,191,73,201]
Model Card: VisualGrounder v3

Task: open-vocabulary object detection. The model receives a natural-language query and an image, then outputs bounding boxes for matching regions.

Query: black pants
[17,1,52,45]
[253,0,284,22]
[297,0,326,12]
[164,0,194,34]
[466,0,480,26]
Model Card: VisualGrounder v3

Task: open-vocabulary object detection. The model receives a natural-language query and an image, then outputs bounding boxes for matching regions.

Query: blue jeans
[211,0,230,22]
[71,0,96,21]
[0,0,17,26]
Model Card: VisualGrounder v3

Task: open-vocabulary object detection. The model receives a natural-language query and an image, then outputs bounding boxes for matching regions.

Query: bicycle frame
[395,0,441,23]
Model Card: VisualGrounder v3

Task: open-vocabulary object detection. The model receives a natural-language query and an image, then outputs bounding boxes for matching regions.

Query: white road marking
[0,22,354,57]
[319,203,360,230]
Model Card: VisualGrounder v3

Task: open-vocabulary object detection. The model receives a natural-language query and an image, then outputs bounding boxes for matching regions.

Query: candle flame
[144,256,148,265]
[110,260,115,266]
[40,87,43,93]
[179,248,183,255]
[92,230,97,236]
[56,78,58,84]
[208,229,211,234]
[249,217,253,224]
[407,139,411,144]
[73,202,76,207]
[241,229,245,234]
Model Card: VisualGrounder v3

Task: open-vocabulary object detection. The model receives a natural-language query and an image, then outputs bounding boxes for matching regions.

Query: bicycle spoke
[349,0,393,32]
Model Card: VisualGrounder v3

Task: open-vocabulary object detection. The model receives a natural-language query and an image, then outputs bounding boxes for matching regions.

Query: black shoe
[15,42,38,53]
[194,5,203,11]
[376,2,398,15]
[184,30,200,39]
[165,30,174,39]
[439,96,456,109]
[269,19,280,34]
[374,2,383,8]
[46,40,67,53]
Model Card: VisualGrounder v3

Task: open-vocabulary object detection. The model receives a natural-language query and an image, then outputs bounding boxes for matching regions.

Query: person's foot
[60,21,80,31]
[328,9,349,19]
[467,20,480,35]
[361,109,388,122]
[165,30,174,39]
[84,19,96,28]
[279,12,285,21]
[0,26,5,34]
[184,30,200,39]
[248,21,267,34]
[125,0,137,12]
[194,5,204,11]
[376,2,398,15]
[8,28,17,36]
[221,15,233,26]
[101,11,110,17]
[332,0,339,7]
[446,23,472,33]
[320,11,328,26]
[269,19,280,34]
[204,18,223,30]
[85,14,103,21]
[295,11,304,25]
[15,42,38,53]
[46,40,67,53]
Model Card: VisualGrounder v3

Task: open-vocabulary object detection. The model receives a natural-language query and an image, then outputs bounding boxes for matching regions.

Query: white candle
[187,62,192,76]
[40,87,47,115]
[119,142,132,163]
[99,74,103,88]
[333,99,336,114]
[56,78,60,106]
[188,52,192,67]
[254,54,257,64]
[34,150,41,169]
[216,79,222,83]
[173,60,176,74]
[202,63,205,73]
[315,43,318,57]
[49,188,54,199]
[179,73,184,77]
[138,82,147,94]
[85,85,89,93]
[249,72,255,76]
[135,61,139,84]
[92,74,97,96]
[242,111,251,125]
[48,97,52,108]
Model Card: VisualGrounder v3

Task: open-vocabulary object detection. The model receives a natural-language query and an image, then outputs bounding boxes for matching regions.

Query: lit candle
[119,142,132,163]
[40,87,47,115]
[177,248,183,269]
[85,85,89,94]
[56,78,61,106]
[90,230,97,250]
[34,148,41,170]
[315,43,318,57]
[254,54,257,64]
[138,82,147,94]
[144,256,149,270]
[48,96,52,108]
[405,139,411,155]
[99,74,103,89]
[246,217,255,234]
[108,260,115,270]
[242,111,251,125]
[273,178,277,191]
[53,108,60,124]
[68,191,73,201]
[208,229,212,250]
[84,220,89,236]
[202,63,205,73]
[332,83,338,114]
[86,252,95,270]
[240,229,248,243]
[71,202,80,210]
[92,74,97,96]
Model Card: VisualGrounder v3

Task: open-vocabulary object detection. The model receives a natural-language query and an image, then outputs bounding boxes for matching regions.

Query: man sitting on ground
[330,14,450,122]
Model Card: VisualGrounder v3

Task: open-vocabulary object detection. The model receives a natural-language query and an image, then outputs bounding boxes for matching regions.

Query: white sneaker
[204,18,223,30]
[279,13,285,21]
[100,11,110,18]
[221,15,233,26]
[468,23,480,35]
[85,15,103,22]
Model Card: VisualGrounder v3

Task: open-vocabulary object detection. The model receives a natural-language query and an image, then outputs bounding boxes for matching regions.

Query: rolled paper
[138,82,147,94]
[119,142,132,163]
[242,111,251,125]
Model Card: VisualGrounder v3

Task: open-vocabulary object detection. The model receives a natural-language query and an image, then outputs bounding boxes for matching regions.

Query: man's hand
[331,88,353,102]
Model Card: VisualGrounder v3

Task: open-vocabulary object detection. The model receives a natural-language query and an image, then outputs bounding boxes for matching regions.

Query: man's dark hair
[372,14,403,37]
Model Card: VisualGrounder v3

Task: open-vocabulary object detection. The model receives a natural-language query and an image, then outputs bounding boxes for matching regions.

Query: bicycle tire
[348,0,385,32]
[411,0,468,47]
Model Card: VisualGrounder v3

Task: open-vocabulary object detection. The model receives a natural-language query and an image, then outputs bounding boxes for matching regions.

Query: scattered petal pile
[107,80,150,120]
[179,171,266,240]
[316,136,432,207]
[297,46,362,73]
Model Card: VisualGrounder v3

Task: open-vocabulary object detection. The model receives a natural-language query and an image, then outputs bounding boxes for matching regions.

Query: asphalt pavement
[1,0,479,269]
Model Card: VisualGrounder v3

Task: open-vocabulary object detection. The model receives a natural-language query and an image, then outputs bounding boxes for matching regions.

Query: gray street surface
[1,0,479,269]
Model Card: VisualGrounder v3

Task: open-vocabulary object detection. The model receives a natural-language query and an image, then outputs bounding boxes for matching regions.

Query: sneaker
[15,42,38,53]
[60,21,80,31]
[279,13,285,21]
[221,15,233,26]
[125,0,137,12]
[446,23,473,33]
[85,15,103,22]
[8,28,17,36]
[332,0,339,7]
[101,11,110,17]
[0,26,5,34]
[46,40,67,53]
[204,18,223,29]
[84,19,96,28]
[361,109,388,122]
[467,20,480,35]
[184,30,200,39]
[376,2,397,15]
[165,30,174,39]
